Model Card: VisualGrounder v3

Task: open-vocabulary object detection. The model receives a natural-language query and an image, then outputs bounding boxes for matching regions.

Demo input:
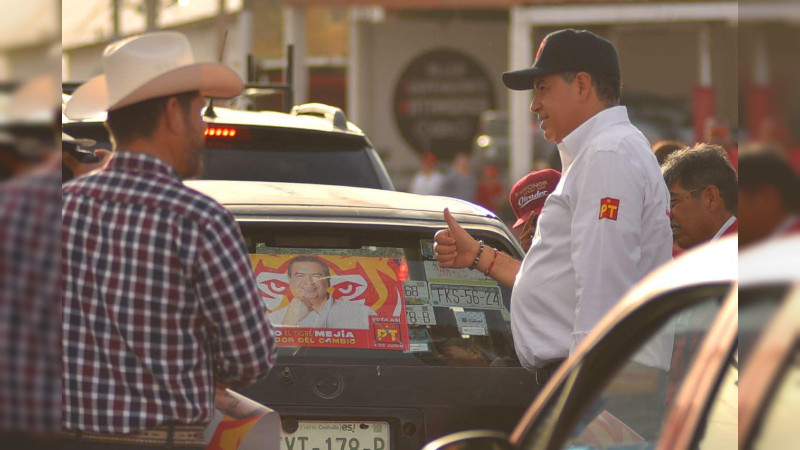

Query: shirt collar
[106,151,181,181]
[557,106,631,171]
[712,215,738,241]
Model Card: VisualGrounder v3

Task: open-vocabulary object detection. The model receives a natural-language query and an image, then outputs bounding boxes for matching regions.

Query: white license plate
[429,283,503,310]
[281,421,390,450]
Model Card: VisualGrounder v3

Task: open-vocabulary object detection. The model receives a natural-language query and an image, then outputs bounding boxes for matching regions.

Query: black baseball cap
[502,29,620,91]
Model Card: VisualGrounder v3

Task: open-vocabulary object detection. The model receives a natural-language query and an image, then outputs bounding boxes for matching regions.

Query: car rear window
[202,146,382,188]
[240,224,520,368]
[63,122,385,189]
[204,125,383,188]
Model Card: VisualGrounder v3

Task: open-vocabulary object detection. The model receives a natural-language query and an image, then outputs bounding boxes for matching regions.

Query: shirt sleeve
[195,208,277,387]
[569,148,645,352]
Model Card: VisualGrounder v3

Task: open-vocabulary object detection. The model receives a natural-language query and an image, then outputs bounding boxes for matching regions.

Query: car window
[202,146,382,188]
[519,285,730,450]
[62,121,391,189]
[752,343,799,450]
[739,286,788,369]
[563,299,721,447]
[240,225,520,368]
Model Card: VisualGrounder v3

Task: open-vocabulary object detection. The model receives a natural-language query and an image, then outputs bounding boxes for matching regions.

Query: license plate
[281,421,390,450]
[429,283,503,310]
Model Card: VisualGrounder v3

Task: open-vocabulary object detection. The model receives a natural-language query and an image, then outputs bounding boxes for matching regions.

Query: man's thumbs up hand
[433,208,479,269]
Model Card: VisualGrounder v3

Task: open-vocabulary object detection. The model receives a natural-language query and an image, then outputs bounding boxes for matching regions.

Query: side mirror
[422,430,513,450]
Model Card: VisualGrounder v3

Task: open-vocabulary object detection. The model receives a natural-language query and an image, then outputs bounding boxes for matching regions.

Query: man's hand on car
[434,208,480,269]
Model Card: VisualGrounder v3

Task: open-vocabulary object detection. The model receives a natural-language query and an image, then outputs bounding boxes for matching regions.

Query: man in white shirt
[433,29,672,378]
[270,255,377,329]
[661,144,738,250]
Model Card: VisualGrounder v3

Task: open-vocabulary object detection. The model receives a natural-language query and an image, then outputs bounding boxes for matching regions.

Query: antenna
[203,30,229,118]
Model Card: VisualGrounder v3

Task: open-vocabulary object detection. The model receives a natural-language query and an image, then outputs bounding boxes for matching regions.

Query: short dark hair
[560,71,621,106]
[287,255,331,278]
[738,150,800,213]
[662,143,738,214]
[652,140,686,166]
[105,91,199,145]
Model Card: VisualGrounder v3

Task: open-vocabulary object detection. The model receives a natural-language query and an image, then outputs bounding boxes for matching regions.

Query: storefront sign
[394,48,495,160]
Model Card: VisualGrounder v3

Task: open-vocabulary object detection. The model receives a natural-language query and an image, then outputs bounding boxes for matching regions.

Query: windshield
[240,225,520,367]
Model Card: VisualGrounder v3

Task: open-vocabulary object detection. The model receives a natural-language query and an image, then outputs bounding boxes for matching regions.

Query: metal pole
[111,0,120,38]
[145,0,159,31]
[285,44,294,112]
[508,6,534,185]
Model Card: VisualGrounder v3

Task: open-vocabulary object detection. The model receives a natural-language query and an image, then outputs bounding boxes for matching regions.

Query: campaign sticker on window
[454,310,488,336]
[406,304,436,326]
[423,260,496,285]
[420,239,435,260]
[405,328,431,353]
[371,316,405,350]
[403,280,430,305]
[251,253,409,351]
[429,283,503,310]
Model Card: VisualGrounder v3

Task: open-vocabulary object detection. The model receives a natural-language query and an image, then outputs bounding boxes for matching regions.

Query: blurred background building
[1,0,797,188]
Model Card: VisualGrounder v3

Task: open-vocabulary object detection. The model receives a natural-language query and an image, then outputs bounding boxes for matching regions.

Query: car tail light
[395,259,410,282]
[204,127,238,138]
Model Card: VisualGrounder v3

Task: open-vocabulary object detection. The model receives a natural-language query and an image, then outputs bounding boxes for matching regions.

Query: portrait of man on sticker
[268,255,378,329]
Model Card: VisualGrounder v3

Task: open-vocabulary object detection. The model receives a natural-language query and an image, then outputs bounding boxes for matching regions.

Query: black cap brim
[502,67,557,91]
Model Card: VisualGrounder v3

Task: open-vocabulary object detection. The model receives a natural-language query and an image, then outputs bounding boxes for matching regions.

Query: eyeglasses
[290,273,331,283]
[669,187,706,209]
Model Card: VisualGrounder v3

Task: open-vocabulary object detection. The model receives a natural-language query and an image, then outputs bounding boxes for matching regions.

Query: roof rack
[290,103,349,131]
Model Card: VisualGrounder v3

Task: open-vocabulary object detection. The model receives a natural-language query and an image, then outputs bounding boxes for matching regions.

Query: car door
[513,282,736,449]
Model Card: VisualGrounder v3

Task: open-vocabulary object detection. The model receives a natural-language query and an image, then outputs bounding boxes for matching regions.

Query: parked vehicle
[186,180,539,450]
[424,234,800,450]
[424,235,739,450]
[62,100,395,190]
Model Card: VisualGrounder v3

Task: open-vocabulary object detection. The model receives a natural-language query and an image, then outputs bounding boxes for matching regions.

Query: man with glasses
[662,144,738,250]
[434,29,673,382]
[271,255,377,329]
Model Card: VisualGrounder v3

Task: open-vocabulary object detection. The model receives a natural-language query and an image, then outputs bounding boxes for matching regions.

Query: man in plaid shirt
[1,73,61,448]
[0,160,61,448]
[62,31,276,449]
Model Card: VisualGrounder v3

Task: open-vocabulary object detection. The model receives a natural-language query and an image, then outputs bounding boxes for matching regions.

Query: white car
[425,234,799,449]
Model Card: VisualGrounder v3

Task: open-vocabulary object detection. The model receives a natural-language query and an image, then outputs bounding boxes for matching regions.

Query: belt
[61,424,205,448]
[534,358,565,387]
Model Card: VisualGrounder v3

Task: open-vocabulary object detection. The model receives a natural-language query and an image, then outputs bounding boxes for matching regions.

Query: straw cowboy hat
[65,31,243,119]
[4,73,60,124]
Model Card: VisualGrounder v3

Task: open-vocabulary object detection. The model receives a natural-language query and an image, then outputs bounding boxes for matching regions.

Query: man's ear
[163,96,185,135]
[575,72,594,101]
[703,185,723,211]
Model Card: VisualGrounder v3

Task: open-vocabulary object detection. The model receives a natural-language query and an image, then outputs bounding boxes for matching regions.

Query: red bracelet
[484,248,498,276]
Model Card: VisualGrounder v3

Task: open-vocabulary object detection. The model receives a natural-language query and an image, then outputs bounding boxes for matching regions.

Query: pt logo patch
[599,197,620,221]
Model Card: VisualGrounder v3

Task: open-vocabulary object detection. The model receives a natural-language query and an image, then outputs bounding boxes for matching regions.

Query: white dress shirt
[511,106,673,370]
[269,296,377,330]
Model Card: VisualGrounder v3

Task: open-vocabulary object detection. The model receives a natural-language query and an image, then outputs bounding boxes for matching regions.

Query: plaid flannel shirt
[62,152,276,433]
[0,167,61,434]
